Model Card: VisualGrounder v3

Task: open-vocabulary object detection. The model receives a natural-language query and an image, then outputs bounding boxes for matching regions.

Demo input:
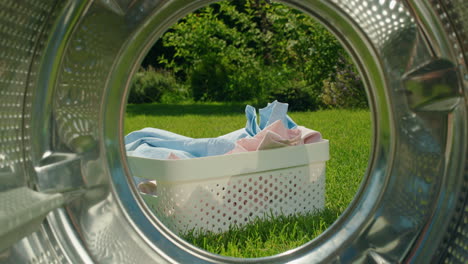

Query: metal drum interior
[0,0,467,263]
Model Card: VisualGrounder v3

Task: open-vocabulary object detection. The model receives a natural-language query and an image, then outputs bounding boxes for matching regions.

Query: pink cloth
[298,126,322,144]
[227,120,322,155]
[167,152,181,160]
[160,121,322,158]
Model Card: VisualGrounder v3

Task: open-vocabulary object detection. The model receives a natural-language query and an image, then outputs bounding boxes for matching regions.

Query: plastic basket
[128,139,329,234]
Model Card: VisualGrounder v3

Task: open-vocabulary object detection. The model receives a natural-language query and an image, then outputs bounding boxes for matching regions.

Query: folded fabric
[125,128,236,159]
[227,120,322,154]
[298,126,322,144]
[245,100,297,136]
[125,101,298,160]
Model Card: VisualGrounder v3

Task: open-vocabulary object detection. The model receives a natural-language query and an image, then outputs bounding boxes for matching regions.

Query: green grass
[183,209,337,258]
[125,102,372,258]
[125,102,248,137]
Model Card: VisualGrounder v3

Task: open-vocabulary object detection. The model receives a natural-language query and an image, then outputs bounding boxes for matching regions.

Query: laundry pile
[125,101,322,194]
[125,101,321,159]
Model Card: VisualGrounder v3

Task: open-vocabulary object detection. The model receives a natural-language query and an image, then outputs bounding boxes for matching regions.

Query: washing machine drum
[0,0,467,263]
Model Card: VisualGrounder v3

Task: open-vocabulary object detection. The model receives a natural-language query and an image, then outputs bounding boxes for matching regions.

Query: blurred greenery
[128,67,190,104]
[132,0,366,110]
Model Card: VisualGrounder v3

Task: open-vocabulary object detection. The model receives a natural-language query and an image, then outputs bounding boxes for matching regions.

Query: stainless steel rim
[0,0,466,263]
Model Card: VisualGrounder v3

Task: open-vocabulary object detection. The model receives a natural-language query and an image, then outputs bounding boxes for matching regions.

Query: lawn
[125,102,372,258]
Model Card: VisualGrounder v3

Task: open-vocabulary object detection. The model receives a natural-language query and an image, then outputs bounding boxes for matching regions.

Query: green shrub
[266,5,345,99]
[267,79,316,111]
[156,1,347,106]
[160,86,191,104]
[135,0,364,109]
[190,54,272,102]
[190,55,232,101]
[160,3,267,102]
[321,56,368,109]
[254,65,318,111]
[225,61,269,102]
[128,68,188,104]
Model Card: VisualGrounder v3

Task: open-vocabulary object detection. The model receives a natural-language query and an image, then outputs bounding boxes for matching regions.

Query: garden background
[128,0,367,110]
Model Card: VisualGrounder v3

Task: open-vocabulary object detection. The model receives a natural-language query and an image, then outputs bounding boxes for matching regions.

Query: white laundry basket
[127,139,329,234]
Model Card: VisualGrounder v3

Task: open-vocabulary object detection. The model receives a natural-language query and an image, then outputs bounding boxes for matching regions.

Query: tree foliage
[321,55,368,109]
[135,0,366,110]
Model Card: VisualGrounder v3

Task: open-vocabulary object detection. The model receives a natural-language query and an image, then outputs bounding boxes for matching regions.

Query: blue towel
[246,100,297,136]
[125,101,297,160]
[126,128,237,159]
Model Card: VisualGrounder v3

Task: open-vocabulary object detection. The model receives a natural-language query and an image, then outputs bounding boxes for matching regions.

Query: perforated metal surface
[330,0,416,48]
[439,0,468,65]
[425,1,468,263]
[443,210,468,264]
[0,0,73,263]
[2,228,68,264]
[48,2,169,263]
[0,0,466,263]
[80,196,152,264]
[53,8,118,153]
[0,0,56,190]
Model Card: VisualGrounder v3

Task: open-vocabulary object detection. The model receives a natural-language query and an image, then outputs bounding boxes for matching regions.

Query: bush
[136,1,363,110]
[266,5,345,99]
[190,54,272,102]
[160,87,191,104]
[268,79,316,111]
[160,3,267,102]
[321,56,368,109]
[156,1,347,106]
[189,55,232,101]
[128,68,188,104]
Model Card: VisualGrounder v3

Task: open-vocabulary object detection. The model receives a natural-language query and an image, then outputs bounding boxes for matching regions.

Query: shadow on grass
[126,102,248,117]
